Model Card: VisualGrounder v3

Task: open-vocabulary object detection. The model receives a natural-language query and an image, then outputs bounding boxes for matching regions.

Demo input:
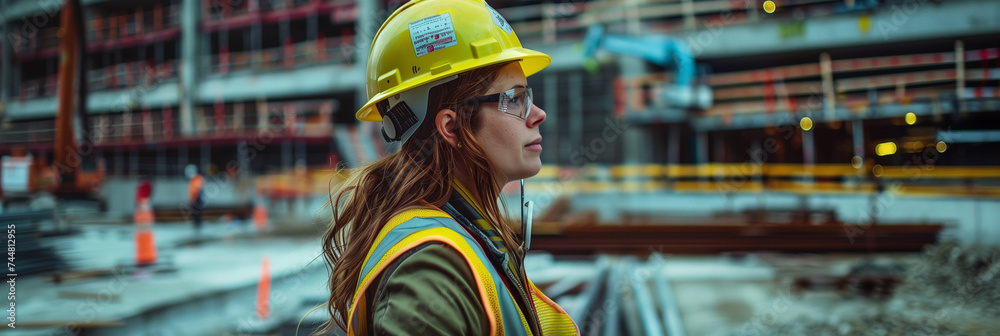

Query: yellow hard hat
[356,0,551,142]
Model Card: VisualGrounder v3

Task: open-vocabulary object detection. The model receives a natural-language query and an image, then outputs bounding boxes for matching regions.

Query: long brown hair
[316,61,520,334]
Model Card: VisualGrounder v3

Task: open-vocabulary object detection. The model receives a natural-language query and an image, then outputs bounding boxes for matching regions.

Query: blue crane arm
[582,25,695,86]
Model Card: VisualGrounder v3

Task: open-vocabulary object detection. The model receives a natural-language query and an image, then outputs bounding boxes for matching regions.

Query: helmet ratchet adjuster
[379,99,418,143]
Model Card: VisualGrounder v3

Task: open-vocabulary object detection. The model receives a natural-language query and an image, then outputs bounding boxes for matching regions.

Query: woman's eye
[510,92,525,105]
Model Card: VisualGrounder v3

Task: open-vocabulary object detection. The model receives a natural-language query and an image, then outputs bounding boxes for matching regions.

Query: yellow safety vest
[346,208,579,336]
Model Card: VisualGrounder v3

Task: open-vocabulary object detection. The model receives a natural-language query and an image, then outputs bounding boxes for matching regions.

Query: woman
[319,0,578,335]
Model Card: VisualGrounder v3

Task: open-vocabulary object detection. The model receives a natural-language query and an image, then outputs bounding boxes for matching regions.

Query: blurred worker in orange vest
[185,164,205,232]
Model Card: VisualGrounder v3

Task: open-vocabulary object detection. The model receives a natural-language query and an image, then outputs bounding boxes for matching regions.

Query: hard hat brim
[356,47,551,122]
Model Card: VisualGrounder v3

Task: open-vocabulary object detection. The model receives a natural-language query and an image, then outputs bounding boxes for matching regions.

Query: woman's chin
[509,164,542,181]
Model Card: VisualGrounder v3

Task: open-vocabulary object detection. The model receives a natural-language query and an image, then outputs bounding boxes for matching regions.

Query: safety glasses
[465,85,533,120]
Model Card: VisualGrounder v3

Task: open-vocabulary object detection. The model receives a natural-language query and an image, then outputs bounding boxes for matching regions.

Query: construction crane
[1,0,105,211]
[582,25,713,111]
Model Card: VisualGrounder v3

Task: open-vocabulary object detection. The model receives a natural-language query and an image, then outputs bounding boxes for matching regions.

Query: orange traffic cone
[135,229,157,265]
[134,197,157,265]
[134,198,155,226]
[256,257,271,320]
[253,201,268,232]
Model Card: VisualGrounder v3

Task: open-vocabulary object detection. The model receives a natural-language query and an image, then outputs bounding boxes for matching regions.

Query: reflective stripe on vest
[346,208,578,336]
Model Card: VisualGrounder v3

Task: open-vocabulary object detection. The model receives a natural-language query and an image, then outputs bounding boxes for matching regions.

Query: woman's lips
[525,138,542,151]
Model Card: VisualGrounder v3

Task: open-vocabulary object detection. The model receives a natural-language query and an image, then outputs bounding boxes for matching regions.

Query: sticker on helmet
[408,13,458,57]
[485,3,513,35]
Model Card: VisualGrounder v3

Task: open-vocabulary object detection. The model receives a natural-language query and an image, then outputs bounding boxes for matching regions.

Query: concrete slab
[9,222,328,336]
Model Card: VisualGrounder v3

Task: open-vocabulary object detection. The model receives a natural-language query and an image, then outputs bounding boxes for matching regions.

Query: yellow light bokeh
[800,117,813,131]
[858,15,871,33]
[763,0,776,13]
[905,112,917,125]
[936,141,947,153]
[851,155,863,169]
[872,164,884,177]
[875,142,897,156]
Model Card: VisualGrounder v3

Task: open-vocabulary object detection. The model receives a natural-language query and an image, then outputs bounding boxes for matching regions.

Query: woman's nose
[527,104,546,128]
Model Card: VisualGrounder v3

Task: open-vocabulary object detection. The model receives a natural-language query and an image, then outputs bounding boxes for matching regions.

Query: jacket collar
[447,180,513,254]
[442,179,541,336]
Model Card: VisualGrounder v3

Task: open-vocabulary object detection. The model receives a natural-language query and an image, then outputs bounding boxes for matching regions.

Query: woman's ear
[435,108,460,148]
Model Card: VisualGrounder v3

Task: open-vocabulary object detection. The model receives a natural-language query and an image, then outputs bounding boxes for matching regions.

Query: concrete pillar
[179,145,188,176]
[179,0,201,136]
[251,24,261,65]
[237,141,250,176]
[695,131,708,164]
[568,71,583,160]
[667,124,680,164]
[619,55,650,164]
[115,150,123,175]
[712,132,725,162]
[157,146,166,177]
[543,72,558,163]
[295,141,305,167]
[201,143,210,174]
[219,25,228,69]
[282,141,291,171]
[307,13,317,41]
[852,119,864,165]
[0,4,9,105]
[354,0,380,115]
[802,122,815,200]
[623,126,651,164]
[355,0,379,63]
[803,124,815,166]
[617,0,651,164]
[130,149,139,176]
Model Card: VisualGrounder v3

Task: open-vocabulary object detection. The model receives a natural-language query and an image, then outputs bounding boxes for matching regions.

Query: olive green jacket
[361,187,541,335]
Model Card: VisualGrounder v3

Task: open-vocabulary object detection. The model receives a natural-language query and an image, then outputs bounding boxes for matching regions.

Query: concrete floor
[10,220,329,336]
[7,207,986,336]
[525,252,973,336]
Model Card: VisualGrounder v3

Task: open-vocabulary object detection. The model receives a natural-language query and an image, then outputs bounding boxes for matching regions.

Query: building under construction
[1,0,998,335]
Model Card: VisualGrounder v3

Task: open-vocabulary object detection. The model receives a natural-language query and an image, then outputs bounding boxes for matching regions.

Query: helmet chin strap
[520,178,533,254]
